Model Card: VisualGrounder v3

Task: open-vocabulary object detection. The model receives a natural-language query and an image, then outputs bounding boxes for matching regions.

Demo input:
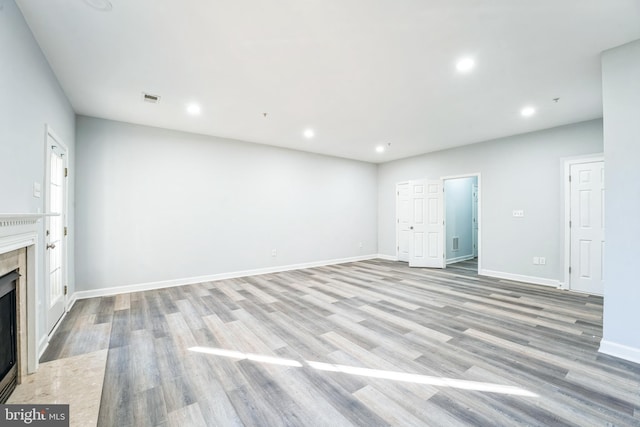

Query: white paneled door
[408,180,444,268]
[45,131,67,333]
[396,182,411,262]
[569,161,604,295]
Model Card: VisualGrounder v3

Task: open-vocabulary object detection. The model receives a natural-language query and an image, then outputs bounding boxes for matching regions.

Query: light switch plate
[33,182,41,198]
[512,210,524,217]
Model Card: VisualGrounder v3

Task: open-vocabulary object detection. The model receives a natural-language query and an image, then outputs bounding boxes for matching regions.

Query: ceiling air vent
[142,93,161,104]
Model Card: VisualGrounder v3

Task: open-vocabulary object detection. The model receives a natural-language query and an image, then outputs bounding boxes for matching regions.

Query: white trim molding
[599,340,640,365]
[37,335,49,360]
[39,292,79,359]
[74,254,381,300]
[479,269,561,288]
[446,254,475,265]
[376,253,398,261]
[66,292,78,313]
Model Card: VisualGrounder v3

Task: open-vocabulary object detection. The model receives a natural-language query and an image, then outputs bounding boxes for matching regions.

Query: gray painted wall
[75,116,377,291]
[1,1,75,341]
[445,177,476,262]
[378,120,603,283]
[601,39,640,356]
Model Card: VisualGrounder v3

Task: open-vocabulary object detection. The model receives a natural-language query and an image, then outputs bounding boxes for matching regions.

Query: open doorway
[444,175,479,273]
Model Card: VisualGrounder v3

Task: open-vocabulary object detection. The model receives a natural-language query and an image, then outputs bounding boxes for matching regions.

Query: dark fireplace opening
[0,270,19,404]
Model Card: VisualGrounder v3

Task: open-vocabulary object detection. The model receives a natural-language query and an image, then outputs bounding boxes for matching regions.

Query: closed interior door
[45,135,67,332]
[569,161,604,295]
[409,179,444,268]
[396,182,411,262]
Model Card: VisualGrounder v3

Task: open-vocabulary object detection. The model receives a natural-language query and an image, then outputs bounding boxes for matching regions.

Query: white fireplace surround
[0,213,53,377]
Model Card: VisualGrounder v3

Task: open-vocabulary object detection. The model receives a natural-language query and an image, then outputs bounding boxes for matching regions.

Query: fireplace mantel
[0,213,57,376]
[0,213,58,238]
[0,213,58,223]
[0,213,47,220]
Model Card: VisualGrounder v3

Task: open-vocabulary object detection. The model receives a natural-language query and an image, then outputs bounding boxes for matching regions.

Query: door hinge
[64,285,68,295]
[569,175,572,182]
[64,226,68,236]
[569,266,572,274]
[569,220,572,228]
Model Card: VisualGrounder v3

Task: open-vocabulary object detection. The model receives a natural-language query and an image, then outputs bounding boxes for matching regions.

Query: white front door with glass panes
[45,129,68,333]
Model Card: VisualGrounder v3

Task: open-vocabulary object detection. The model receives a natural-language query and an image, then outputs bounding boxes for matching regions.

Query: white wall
[378,120,603,284]
[75,116,377,291]
[445,177,476,262]
[0,1,75,346]
[600,39,640,363]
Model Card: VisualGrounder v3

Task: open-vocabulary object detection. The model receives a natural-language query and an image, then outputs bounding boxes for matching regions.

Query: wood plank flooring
[41,259,640,426]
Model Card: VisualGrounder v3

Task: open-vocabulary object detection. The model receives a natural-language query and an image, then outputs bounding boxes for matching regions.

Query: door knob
[46,243,56,250]
[410,226,414,230]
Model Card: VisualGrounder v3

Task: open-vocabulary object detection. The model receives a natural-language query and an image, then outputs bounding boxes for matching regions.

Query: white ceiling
[16,0,640,163]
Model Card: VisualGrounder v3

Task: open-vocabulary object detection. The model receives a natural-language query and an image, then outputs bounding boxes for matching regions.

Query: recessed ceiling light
[375,146,385,153]
[187,104,201,115]
[83,0,113,11]
[521,106,536,117]
[456,57,475,73]
[303,129,314,139]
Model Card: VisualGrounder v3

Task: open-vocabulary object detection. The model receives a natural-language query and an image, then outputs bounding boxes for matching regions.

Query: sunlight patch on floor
[188,346,538,397]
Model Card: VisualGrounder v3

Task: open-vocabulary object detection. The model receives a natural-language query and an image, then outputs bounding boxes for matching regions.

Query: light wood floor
[42,259,640,426]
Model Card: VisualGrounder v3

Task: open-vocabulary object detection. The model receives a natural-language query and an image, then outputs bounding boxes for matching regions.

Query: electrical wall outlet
[271,249,277,257]
[533,257,546,265]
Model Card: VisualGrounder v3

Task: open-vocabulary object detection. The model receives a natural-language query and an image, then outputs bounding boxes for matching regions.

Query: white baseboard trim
[478,269,561,288]
[446,254,475,265]
[37,294,78,359]
[599,340,640,365]
[73,254,380,300]
[376,253,398,261]
[37,334,48,360]
[66,292,78,313]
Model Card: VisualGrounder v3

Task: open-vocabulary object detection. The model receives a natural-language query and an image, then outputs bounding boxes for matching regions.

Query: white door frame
[441,173,482,271]
[472,183,479,258]
[562,154,604,291]
[44,125,69,333]
[396,181,411,262]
